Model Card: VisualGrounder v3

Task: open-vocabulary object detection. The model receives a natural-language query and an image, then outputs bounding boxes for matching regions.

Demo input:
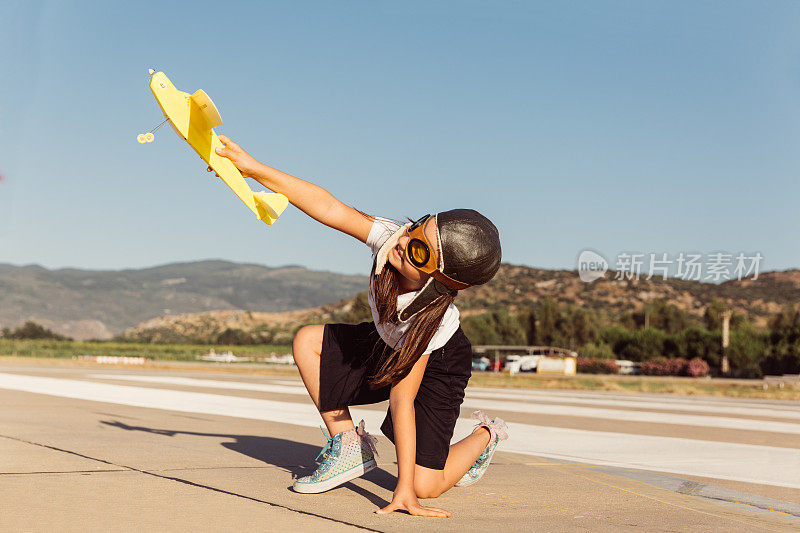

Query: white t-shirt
[366,217,460,353]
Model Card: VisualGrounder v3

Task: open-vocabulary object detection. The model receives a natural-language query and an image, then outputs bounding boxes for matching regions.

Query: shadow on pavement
[100,420,394,507]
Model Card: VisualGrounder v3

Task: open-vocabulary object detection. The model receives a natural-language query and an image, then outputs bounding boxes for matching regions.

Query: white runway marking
[99,374,800,417]
[94,374,800,433]
[94,375,307,395]
[466,389,800,420]
[468,383,790,402]
[468,386,800,412]
[462,398,800,434]
[1,372,800,489]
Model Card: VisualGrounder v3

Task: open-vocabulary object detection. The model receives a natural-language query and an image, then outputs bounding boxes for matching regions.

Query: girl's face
[389,217,439,291]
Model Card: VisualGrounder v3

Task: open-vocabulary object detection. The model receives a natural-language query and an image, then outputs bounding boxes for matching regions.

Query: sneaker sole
[293,459,377,494]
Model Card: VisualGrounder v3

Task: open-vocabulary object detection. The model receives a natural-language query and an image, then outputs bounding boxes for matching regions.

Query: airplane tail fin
[253,191,289,225]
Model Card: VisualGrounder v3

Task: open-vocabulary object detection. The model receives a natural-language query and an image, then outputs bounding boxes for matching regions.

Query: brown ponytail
[368,260,456,389]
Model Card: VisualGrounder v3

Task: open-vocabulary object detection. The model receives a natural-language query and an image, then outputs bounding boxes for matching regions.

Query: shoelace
[315,426,336,463]
[356,419,379,458]
[471,410,509,441]
[314,420,379,465]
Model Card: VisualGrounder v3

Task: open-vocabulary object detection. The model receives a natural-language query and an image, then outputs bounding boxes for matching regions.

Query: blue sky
[1,1,799,277]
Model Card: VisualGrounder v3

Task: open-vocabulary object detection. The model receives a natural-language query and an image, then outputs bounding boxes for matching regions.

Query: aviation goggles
[406,214,470,290]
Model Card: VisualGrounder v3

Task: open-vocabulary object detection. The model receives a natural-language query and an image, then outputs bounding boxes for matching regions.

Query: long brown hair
[368,259,456,388]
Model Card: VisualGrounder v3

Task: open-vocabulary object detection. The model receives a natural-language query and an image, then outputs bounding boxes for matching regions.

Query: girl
[212,136,508,518]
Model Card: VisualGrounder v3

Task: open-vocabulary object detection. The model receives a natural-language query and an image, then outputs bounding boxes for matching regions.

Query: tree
[216,328,255,345]
[338,291,372,324]
[519,310,537,346]
[726,323,768,378]
[518,300,600,350]
[625,299,691,334]
[462,314,501,345]
[461,311,525,345]
[673,326,721,367]
[579,341,615,359]
[761,305,800,375]
[598,326,632,357]
[618,328,668,362]
[703,299,746,331]
[564,307,598,348]
[490,311,526,345]
[3,321,71,341]
[536,298,564,346]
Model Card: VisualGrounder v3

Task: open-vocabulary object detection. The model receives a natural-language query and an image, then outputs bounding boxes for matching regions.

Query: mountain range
[0,261,367,340]
[3,260,798,342]
[118,264,800,344]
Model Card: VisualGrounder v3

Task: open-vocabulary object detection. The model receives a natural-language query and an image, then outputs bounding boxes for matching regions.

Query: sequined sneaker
[293,420,378,494]
[454,411,509,487]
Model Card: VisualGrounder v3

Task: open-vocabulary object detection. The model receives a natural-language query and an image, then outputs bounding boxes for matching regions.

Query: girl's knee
[414,468,447,499]
[292,325,324,363]
[414,481,445,499]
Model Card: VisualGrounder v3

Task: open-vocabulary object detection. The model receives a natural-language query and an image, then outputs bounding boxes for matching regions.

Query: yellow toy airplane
[139,69,288,225]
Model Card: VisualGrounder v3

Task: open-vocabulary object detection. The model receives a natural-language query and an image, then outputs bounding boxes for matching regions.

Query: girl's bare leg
[295,325,492,496]
[293,325,355,436]
[414,427,491,499]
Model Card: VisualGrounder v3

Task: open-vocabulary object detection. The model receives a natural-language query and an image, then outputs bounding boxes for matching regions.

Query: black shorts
[318,321,473,470]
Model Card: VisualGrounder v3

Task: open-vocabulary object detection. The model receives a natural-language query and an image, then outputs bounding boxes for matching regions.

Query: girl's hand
[208,135,261,178]
[375,489,451,518]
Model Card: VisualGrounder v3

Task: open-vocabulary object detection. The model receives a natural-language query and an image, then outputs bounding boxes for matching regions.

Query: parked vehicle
[471,357,491,372]
[615,360,640,375]
[505,355,541,374]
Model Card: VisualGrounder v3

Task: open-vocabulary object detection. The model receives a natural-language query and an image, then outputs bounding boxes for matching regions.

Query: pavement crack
[0,433,123,468]
[0,433,382,532]
[128,470,384,531]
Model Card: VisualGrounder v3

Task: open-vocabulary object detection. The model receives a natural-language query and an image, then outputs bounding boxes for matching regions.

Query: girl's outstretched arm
[212,135,373,243]
[376,354,452,518]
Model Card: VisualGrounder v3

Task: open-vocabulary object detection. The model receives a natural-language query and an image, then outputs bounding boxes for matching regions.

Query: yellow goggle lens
[408,239,430,266]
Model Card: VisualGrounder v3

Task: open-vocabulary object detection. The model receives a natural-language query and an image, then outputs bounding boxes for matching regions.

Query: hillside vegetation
[113,265,800,378]
[0,261,367,340]
[120,264,800,343]
[4,260,799,378]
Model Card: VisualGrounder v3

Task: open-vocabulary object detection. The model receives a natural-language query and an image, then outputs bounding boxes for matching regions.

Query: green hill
[120,264,800,345]
[0,261,368,340]
[3,259,798,343]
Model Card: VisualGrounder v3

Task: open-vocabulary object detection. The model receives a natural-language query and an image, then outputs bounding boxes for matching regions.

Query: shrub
[675,326,721,367]
[638,356,708,377]
[640,357,688,376]
[726,325,767,378]
[216,328,255,345]
[625,298,691,334]
[579,341,615,360]
[577,357,620,374]
[462,311,526,346]
[598,326,632,356]
[618,328,668,362]
[462,315,501,345]
[686,357,710,377]
[2,321,71,341]
[761,305,800,376]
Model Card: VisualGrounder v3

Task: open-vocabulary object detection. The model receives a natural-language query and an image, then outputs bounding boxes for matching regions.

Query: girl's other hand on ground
[210,135,260,178]
[375,490,451,518]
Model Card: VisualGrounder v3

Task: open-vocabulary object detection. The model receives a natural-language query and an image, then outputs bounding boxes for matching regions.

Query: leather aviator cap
[396,209,501,322]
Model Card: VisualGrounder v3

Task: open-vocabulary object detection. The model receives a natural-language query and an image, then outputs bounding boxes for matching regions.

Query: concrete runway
[1,361,799,531]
